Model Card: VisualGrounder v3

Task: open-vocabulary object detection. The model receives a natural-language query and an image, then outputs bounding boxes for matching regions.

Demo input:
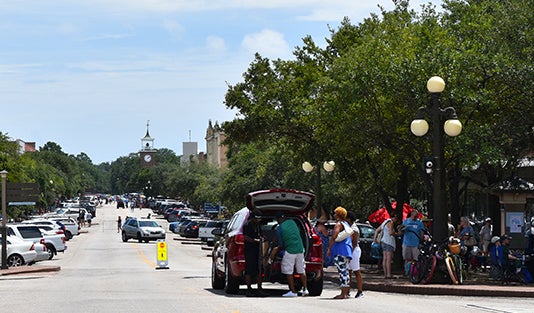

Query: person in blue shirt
[401,209,425,274]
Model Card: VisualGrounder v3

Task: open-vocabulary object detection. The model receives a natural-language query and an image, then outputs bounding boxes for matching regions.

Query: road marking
[133,242,157,268]
[465,304,514,313]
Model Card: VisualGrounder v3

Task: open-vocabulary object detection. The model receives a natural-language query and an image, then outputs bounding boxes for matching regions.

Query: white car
[7,224,50,263]
[48,217,80,239]
[33,225,67,260]
[0,236,38,267]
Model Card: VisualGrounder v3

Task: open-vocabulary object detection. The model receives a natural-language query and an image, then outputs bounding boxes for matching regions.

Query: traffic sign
[156,240,169,269]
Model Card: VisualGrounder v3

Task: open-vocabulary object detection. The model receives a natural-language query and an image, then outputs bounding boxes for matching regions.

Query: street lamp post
[302,161,335,219]
[410,76,462,242]
[1,170,8,269]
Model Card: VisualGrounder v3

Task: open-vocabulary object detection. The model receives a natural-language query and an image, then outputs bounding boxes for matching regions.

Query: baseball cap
[500,234,512,241]
[491,236,500,244]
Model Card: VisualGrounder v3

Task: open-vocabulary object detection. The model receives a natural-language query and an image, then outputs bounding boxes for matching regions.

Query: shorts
[402,245,420,261]
[281,252,305,275]
[244,250,260,276]
[348,246,361,271]
[381,242,395,252]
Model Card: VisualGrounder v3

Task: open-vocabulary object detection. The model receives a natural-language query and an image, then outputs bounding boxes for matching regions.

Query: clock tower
[140,120,156,168]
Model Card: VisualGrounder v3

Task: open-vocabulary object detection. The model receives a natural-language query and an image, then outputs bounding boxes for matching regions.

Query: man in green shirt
[271,212,308,297]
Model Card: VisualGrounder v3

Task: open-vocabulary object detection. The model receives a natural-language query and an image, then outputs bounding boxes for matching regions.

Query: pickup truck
[198,220,227,246]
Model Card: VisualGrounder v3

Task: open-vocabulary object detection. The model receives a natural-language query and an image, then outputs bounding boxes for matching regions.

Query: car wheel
[224,258,240,294]
[7,254,24,267]
[122,231,129,242]
[211,258,225,289]
[137,233,143,243]
[307,278,323,296]
[46,244,55,260]
[65,231,73,241]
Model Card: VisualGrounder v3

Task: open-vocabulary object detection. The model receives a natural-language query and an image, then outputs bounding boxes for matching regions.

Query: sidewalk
[323,266,534,297]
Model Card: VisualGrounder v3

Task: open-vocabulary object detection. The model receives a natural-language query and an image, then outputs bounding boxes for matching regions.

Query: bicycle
[437,237,464,285]
[409,236,438,284]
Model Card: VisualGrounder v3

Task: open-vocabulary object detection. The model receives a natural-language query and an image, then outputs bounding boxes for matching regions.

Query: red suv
[210,189,324,296]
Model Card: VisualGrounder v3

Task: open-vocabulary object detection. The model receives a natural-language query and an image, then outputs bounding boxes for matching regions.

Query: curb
[0,265,61,276]
[324,269,534,297]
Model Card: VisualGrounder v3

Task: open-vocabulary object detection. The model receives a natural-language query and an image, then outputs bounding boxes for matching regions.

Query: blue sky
[0,0,441,164]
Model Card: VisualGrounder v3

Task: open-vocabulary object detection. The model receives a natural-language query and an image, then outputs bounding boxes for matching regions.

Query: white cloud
[241,29,290,59]
[161,19,184,37]
[206,36,227,54]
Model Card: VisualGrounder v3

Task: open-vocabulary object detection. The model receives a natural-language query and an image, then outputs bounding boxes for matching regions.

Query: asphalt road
[1,203,533,313]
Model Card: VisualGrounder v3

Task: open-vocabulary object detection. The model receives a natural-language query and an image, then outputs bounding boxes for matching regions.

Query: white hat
[491,236,500,244]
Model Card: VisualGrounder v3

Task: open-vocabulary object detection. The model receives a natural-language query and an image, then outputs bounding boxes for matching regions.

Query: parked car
[6,224,49,262]
[121,217,165,243]
[48,217,80,239]
[0,236,38,267]
[322,220,377,264]
[198,220,227,246]
[182,220,207,238]
[211,189,324,296]
[33,225,67,260]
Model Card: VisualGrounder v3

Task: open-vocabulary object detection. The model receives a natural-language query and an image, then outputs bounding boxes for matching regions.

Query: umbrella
[368,202,422,224]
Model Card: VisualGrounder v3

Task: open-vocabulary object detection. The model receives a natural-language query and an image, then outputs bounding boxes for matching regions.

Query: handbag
[335,222,354,242]
[465,236,477,247]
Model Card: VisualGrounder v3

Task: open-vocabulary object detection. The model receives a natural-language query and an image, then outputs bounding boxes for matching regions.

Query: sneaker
[300,288,309,297]
[282,291,298,297]
[355,291,364,298]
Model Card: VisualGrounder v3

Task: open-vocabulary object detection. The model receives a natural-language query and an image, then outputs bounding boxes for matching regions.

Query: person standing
[313,216,333,268]
[377,214,400,279]
[479,217,493,255]
[347,212,363,299]
[327,207,353,299]
[117,216,122,233]
[401,209,425,275]
[272,212,308,297]
[243,214,268,297]
[85,211,93,227]
[458,216,476,268]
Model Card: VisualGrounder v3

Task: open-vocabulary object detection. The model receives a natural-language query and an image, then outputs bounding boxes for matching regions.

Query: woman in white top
[378,214,400,279]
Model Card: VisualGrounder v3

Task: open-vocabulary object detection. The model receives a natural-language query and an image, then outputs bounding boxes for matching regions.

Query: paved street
[1,203,534,313]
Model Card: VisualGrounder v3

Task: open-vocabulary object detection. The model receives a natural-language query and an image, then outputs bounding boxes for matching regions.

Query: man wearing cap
[500,235,519,265]
[271,212,308,297]
[479,218,493,256]
[243,213,268,297]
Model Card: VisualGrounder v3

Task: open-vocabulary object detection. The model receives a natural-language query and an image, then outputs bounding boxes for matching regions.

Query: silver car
[121,218,165,243]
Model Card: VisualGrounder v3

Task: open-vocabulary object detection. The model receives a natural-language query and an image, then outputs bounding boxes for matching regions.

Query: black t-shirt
[243,220,260,252]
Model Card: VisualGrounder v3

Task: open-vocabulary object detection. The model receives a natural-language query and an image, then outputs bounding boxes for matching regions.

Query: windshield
[139,221,159,227]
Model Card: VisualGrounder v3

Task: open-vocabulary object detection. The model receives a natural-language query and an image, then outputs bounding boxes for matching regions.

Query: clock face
[143,154,152,162]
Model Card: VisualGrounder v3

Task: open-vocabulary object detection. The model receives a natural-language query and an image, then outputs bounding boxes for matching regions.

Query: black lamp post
[411,76,462,242]
[302,161,335,219]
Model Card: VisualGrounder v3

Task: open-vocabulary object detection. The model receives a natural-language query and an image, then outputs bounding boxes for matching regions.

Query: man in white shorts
[348,213,363,298]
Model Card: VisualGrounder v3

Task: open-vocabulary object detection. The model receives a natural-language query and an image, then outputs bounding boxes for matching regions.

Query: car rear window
[18,226,43,239]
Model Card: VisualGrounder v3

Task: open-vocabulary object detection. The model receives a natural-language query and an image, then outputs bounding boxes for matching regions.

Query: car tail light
[311,233,321,246]
[56,230,64,234]
[40,239,47,251]
[234,234,245,244]
[192,225,199,230]
[30,244,35,251]
[62,236,66,244]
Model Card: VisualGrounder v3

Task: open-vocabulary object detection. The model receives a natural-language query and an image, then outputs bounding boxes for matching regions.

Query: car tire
[122,232,129,242]
[224,258,240,294]
[211,258,225,289]
[46,244,56,260]
[137,233,143,243]
[7,254,24,267]
[307,278,323,296]
[65,231,73,241]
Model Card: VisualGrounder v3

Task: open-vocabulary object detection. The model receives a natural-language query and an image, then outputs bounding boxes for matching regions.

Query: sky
[0,0,442,164]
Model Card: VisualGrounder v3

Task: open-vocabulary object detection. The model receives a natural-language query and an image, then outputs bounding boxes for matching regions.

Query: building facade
[205,120,227,169]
